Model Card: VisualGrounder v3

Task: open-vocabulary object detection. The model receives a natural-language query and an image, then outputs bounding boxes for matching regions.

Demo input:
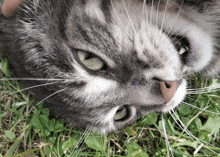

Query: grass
[1,38,220,157]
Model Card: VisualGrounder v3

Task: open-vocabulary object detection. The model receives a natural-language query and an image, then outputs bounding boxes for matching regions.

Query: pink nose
[159,81,178,103]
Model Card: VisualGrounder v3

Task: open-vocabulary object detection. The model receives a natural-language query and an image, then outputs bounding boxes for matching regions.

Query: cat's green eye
[114,106,128,121]
[77,50,104,71]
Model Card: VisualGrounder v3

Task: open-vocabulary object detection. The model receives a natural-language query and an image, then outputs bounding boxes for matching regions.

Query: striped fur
[1,0,220,133]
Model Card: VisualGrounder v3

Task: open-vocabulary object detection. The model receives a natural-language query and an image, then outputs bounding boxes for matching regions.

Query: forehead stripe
[101,0,112,23]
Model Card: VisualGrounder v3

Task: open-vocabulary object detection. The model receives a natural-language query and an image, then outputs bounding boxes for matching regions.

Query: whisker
[187,86,220,91]
[160,0,169,32]
[172,34,186,45]
[0,78,67,81]
[187,89,220,93]
[150,0,155,28]
[187,79,220,91]
[144,0,151,31]
[142,0,149,30]
[155,0,161,28]
[122,0,137,34]
[182,102,220,116]
[170,110,220,155]
[70,125,93,156]
[1,82,58,98]
[162,113,174,157]
[75,126,91,150]
[167,0,185,37]
[186,81,220,94]
[169,110,208,155]
[187,89,220,94]
[26,87,68,115]
[141,0,146,22]
[75,126,93,157]
[110,0,132,41]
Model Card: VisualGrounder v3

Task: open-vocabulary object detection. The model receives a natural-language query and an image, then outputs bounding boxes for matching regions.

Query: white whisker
[186,81,220,94]
[169,110,208,155]
[160,0,169,32]
[26,87,68,115]
[141,0,146,22]
[167,0,184,37]
[187,80,220,91]
[162,114,174,157]
[144,0,151,31]
[75,126,91,150]
[150,0,155,27]
[75,126,93,157]
[70,125,93,156]
[155,0,161,28]
[182,102,220,116]
[110,0,132,40]
[0,78,66,81]
[122,0,136,34]
[170,110,220,155]
[187,86,220,91]
[1,82,58,98]
[187,88,220,94]
[142,0,149,30]
[172,34,186,44]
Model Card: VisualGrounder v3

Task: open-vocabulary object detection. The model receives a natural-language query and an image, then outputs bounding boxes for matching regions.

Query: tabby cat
[1,0,220,137]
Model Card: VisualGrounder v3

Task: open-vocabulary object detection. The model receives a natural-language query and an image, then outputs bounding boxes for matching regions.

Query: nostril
[159,81,178,103]
[165,82,171,88]
[153,78,172,89]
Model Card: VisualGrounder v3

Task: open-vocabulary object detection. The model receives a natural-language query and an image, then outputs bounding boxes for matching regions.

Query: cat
[1,0,220,138]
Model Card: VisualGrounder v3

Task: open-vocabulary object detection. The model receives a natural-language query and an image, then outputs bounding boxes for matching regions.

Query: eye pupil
[84,53,94,60]
[77,50,105,71]
[114,106,128,121]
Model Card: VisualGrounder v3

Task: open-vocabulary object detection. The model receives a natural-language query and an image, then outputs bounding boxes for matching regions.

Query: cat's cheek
[76,77,118,106]
[159,79,187,113]
[84,77,117,94]
[94,107,119,134]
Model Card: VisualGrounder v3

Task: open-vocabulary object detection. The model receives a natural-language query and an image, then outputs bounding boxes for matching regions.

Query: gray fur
[1,0,220,133]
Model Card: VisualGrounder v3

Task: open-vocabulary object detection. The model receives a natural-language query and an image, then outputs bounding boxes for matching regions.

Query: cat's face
[1,0,219,133]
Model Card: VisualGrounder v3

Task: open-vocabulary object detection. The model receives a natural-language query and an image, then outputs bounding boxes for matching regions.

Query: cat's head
[1,0,219,133]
